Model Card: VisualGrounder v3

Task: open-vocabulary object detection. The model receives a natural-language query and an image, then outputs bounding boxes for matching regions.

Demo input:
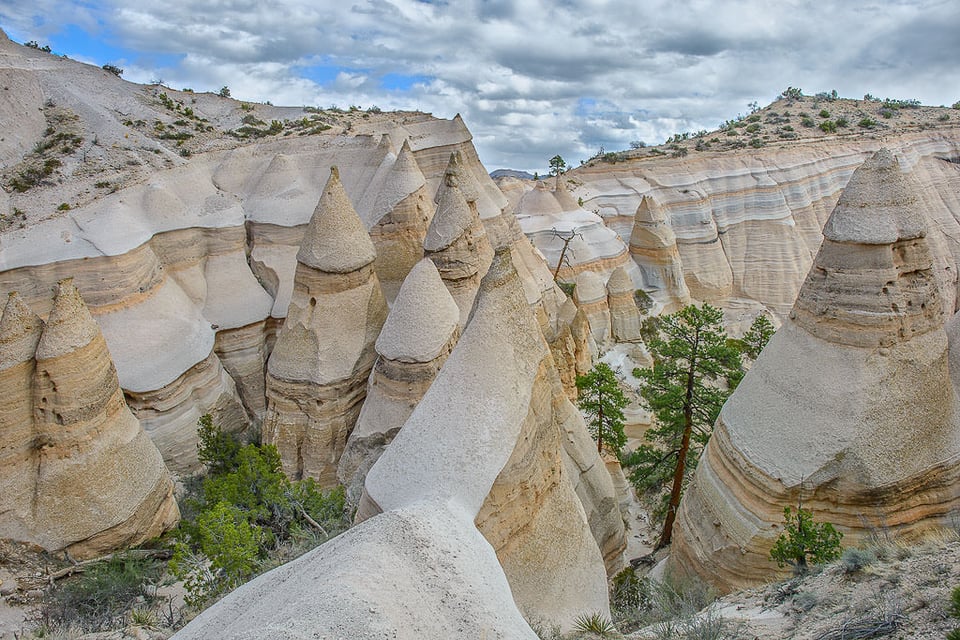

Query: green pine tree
[625,303,742,548]
[576,362,629,458]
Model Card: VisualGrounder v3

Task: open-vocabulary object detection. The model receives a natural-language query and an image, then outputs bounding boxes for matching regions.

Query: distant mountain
[489,168,535,180]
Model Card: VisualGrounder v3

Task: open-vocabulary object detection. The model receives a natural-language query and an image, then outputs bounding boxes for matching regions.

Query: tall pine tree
[625,303,742,548]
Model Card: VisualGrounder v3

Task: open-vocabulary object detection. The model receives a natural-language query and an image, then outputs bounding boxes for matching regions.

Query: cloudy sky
[2,0,959,173]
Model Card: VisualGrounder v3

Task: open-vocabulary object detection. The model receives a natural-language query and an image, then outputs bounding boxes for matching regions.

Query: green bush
[745,123,760,133]
[836,117,849,128]
[572,612,617,637]
[770,505,842,573]
[46,553,165,631]
[858,117,878,129]
[819,120,837,133]
[800,116,815,128]
[818,109,830,118]
[169,416,350,606]
[840,547,876,574]
[950,585,960,617]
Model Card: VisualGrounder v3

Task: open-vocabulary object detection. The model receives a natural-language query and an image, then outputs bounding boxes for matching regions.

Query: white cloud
[2,0,959,173]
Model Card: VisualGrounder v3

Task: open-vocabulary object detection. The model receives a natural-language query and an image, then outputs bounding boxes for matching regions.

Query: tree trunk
[597,390,604,455]
[658,331,699,549]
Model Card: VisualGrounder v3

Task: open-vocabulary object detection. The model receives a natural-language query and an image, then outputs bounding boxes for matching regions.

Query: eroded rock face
[629,195,691,313]
[368,140,433,302]
[670,149,960,593]
[607,265,643,342]
[337,258,460,502]
[424,153,495,325]
[263,167,388,485]
[0,283,178,559]
[174,248,615,639]
[574,270,611,347]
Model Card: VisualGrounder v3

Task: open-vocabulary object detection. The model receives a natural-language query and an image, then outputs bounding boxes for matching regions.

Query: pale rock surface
[567,135,960,318]
[575,270,612,347]
[607,265,643,342]
[629,195,692,312]
[670,150,960,593]
[0,293,44,540]
[176,248,613,638]
[362,248,614,629]
[368,140,433,301]
[337,259,460,501]
[264,167,388,485]
[510,179,644,286]
[0,281,178,558]
[424,153,495,324]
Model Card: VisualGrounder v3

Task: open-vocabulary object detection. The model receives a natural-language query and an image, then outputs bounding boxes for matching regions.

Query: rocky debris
[607,265,643,342]
[629,195,691,313]
[337,258,461,502]
[670,149,960,593]
[0,282,178,559]
[424,152,495,325]
[263,167,388,485]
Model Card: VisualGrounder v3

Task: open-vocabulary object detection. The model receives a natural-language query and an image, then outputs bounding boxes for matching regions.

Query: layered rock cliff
[508,125,960,322]
[669,149,960,593]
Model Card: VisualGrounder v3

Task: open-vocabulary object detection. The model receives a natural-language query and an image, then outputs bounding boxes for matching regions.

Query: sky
[2,0,959,174]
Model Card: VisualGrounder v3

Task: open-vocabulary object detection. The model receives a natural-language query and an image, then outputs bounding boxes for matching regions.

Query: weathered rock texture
[607,265,643,342]
[337,258,460,501]
[0,282,178,558]
[424,153,494,325]
[367,139,433,301]
[361,248,617,629]
[174,249,616,638]
[505,177,644,286]
[263,167,388,485]
[511,134,960,322]
[0,44,514,475]
[670,150,960,593]
[574,270,612,347]
[629,195,692,312]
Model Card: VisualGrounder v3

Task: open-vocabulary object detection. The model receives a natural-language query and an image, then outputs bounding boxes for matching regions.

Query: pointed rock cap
[372,139,428,223]
[823,149,925,245]
[574,271,607,305]
[0,291,44,369]
[35,279,101,360]
[297,166,377,273]
[553,177,580,210]
[376,259,460,363]
[606,266,634,295]
[424,177,473,252]
[376,132,396,156]
[436,151,480,205]
[633,195,667,224]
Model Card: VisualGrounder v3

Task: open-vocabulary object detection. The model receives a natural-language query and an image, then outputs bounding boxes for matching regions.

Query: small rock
[0,569,18,596]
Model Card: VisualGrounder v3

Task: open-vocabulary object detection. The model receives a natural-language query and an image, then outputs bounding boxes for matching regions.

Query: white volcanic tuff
[375,258,460,363]
[337,259,461,499]
[670,149,960,593]
[510,181,645,287]
[629,195,691,312]
[364,248,612,627]
[177,249,613,639]
[296,166,377,273]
